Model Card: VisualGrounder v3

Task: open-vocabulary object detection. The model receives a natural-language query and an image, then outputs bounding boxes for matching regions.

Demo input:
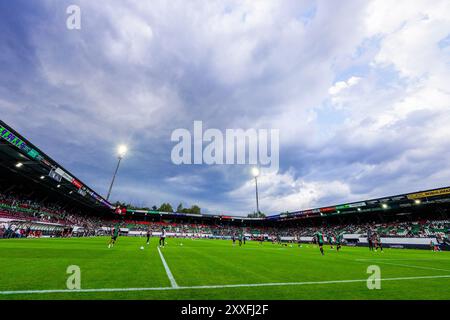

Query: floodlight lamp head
[118,145,128,158]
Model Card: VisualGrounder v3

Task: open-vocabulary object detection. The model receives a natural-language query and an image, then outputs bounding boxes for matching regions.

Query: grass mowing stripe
[1,274,450,295]
[355,259,450,272]
[2,238,449,299]
[157,247,178,288]
[355,258,450,261]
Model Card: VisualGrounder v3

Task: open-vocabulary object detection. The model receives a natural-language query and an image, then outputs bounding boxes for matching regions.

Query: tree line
[113,201,201,214]
[114,202,268,217]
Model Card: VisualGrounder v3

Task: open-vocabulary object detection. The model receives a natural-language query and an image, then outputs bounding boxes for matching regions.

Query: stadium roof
[119,185,450,222]
[0,120,114,211]
[2,119,449,221]
[270,185,450,221]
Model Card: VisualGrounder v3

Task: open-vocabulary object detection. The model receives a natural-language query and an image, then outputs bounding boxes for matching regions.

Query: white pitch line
[157,247,179,288]
[1,274,450,295]
[355,259,450,273]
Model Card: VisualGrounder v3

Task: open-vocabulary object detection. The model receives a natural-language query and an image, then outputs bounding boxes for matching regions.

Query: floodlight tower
[106,145,127,201]
[252,167,260,214]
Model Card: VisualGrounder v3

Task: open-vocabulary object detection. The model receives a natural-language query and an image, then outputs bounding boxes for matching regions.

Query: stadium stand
[0,120,449,249]
[1,188,449,250]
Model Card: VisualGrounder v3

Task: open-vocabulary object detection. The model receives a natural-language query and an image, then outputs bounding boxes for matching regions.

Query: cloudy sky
[1,0,449,215]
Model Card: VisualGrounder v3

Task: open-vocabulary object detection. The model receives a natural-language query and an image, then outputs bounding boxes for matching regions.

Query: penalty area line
[157,246,179,288]
[1,274,450,295]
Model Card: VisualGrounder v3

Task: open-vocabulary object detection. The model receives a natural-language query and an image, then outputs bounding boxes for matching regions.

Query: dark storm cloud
[1,0,449,215]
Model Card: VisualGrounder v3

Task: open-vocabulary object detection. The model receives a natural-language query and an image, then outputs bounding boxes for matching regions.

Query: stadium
[2,2,450,313]
[1,120,449,300]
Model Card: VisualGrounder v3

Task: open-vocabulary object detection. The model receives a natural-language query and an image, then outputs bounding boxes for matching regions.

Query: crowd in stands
[0,224,43,239]
[113,220,267,237]
[276,220,450,239]
[1,191,449,241]
[0,191,104,237]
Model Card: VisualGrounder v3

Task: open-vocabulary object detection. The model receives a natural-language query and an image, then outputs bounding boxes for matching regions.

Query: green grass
[0,236,449,300]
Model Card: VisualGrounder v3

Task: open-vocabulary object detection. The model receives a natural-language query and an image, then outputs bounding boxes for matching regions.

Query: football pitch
[0,237,449,300]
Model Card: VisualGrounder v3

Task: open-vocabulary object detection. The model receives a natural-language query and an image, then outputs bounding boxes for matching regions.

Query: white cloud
[225,0,450,214]
[104,13,154,64]
[228,169,352,214]
[328,76,361,95]
[1,0,450,215]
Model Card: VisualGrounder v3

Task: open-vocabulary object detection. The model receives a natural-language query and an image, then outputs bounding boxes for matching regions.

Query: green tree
[247,211,266,218]
[158,203,173,212]
[190,205,201,214]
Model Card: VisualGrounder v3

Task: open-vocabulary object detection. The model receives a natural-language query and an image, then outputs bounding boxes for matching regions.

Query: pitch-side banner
[0,124,50,166]
[407,187,450,199]
[336,202,366,210]
[48,169,62,182]
[55,167,74,183]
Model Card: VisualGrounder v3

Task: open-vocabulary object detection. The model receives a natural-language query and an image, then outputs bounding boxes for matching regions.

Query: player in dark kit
[146,229,151,245]
[375,234,383,252]
[335,232,343,252]
[328,233,334,249]
[159,227,166,247]
[238,233,243,246]
[297,234,302,247]
[108,226,119,248]
[276,234,281,245]
[367,229,374,251]
[315,231,325,255]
